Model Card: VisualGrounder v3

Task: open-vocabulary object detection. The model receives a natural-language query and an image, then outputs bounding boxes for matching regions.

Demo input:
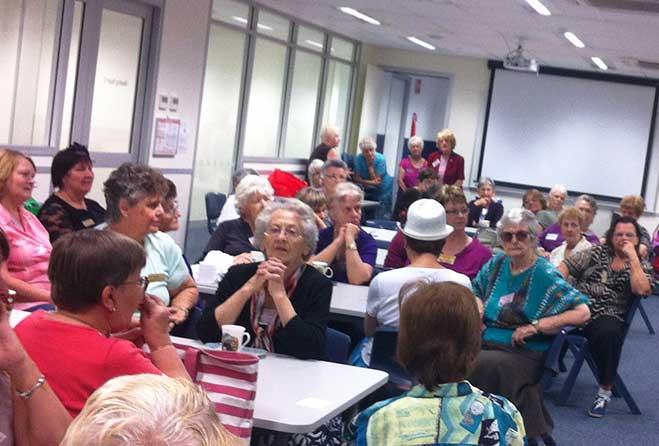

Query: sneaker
[588,395,609,418]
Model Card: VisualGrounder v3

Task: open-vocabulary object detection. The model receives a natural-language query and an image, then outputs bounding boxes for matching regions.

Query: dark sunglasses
[501,231,530,243]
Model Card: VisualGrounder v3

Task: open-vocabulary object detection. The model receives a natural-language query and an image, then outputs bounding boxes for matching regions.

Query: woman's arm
[345,225,374,285]
[311,227,344,264]
[512,303,591,345]
[168,277,199,325]
[1,263,50,303]
[622,242,652,295]
[398,166,407,191]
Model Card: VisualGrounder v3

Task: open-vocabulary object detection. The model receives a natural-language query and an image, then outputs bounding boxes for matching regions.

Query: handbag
[173,343,259,445]
[268,169,307,197]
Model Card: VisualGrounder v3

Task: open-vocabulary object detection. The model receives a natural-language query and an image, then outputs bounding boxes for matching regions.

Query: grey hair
[477,176,496,190]
[550,184,568,195]
[234,175,274,215]
[408,136,424,148]
[60,374,236,446]
[330,182,364,209]
[321,159,348,176]
[575,194,598,214]
[496,207,542,243]
[253,199,318,260]
[320,125,340,143]
[358,136,377,151]
[308,159,324,177]
[232,168,258,189]
[103,163,169,224]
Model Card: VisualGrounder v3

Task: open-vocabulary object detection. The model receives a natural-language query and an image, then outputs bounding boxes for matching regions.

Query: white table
[362,226,397,243]
[197,280,368,319]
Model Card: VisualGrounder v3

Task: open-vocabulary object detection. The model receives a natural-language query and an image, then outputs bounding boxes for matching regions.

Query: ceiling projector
[503,44,539,73]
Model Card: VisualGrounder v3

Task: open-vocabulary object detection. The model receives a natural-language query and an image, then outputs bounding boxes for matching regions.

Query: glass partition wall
[189,0,359,226]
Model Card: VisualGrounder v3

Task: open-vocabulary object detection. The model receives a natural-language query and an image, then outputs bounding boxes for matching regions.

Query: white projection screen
[480,69,657,199]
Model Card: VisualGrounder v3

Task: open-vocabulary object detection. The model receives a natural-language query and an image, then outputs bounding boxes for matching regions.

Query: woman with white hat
[350,199,472,367]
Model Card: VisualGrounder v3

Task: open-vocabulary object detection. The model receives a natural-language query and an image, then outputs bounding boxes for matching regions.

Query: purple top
[316,227,377,284]
[385,232,493,279]
[399,157,428,189]
[539,223,600,252]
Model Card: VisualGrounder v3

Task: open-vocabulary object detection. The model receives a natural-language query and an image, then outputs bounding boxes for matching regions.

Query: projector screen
[479,68,657,199]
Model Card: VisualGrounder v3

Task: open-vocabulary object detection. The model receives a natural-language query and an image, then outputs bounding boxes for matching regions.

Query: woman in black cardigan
[197,199,331,360]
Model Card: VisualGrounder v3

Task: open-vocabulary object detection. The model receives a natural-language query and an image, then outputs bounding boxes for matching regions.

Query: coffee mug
[309,261,333,278]
[221,324,251,351]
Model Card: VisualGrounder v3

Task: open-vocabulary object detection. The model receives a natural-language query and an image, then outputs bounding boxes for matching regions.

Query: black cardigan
[196,262,332,360]
[202,217,255,258]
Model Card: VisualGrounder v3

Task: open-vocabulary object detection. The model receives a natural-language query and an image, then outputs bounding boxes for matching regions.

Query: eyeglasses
[500,231,530,243]
[613,232,637,238]
[445,207,469,216]
[324,174,347,181]
[120,276,150,294]
[265,226,302,239]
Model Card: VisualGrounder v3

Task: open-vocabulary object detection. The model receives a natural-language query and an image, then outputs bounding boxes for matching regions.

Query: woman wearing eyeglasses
[468,208,590,446]
[14,230,190,417]
[197,200,332,360]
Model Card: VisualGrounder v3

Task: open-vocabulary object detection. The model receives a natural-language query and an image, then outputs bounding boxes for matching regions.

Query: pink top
[0,203,52,310]
[399,157,428,189]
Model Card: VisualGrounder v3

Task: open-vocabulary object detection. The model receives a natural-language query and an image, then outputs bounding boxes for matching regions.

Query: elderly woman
[197,200,332,359]
[296,186,328,230]
[159,179,181,233]
[313,182,376,285]
[549,207,592,266]
[320,159,349,203]
[522,188,547,214]
[536,184,567,229]
[427,129,465,187]
[203,174,274,259]
[398,135,427,191]
[0,230,71,446]
[307,159,324,189]
[104,163,199,335]
[468,208,590,444]
[60,374,236,446]
[354,200,471,366]
[15,230,190,416]
[468,176,504,228]
[0,149,52,311]
[353,136,394,218]
[218,168,258,224]
[559,216,652,418]
[37,143,106,242]
[540,194,600,252]
[347,282,526,445]
[616,194,651,258]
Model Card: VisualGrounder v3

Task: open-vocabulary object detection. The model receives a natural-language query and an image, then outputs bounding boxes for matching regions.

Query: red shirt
[427,151,465,185]
[16,311,161,416]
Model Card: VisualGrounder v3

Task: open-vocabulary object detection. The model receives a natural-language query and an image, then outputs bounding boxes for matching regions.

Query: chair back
[205,192,227,234]
[370,327,413,390]
[476,227,499,248]
[365,219,398,231]
[325,328,350,364]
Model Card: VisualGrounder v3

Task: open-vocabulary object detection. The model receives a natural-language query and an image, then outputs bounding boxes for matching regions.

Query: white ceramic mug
[221,324,251,351]
[250,251,266,262]
[196,263,217,284]
[309,261,333,278]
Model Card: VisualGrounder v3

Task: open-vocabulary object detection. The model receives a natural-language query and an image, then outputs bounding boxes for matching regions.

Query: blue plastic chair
[370,327,414,396]
[325,328,350,364]
[205,192,227,235]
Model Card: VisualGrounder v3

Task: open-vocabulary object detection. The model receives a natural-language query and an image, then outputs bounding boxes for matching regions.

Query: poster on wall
[153,117,180,157]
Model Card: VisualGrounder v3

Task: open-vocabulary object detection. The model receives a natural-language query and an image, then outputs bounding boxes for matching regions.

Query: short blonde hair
[60,374,236,446]
[0,149,36,197]
[558,206,585,227]
[436,129,456,150]
[620,195,645,218]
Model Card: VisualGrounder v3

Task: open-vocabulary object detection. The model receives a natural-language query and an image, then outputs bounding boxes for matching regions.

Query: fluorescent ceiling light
[305,40,324,49]
[564,31,585,48]
[407,36,435,51]
[231,16,272,31]
[525,0,551,16]
[339,7,380,25]
[591,56,608,70]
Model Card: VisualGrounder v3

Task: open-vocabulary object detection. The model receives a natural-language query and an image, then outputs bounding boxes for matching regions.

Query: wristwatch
[531,319,541,333]
[347,241,358,251]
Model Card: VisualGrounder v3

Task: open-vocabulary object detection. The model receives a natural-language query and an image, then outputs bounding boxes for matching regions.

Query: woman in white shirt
[550,206,592,266]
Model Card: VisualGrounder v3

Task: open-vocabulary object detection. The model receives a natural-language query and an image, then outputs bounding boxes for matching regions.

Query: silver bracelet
[16,375,46,400]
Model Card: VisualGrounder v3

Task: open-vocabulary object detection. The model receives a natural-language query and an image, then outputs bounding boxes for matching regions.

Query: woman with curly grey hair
[197,199,332,360]
[104,163,199,337]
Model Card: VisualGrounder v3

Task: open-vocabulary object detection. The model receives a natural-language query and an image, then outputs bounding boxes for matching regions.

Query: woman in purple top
[540,194,600,252]
[313,182,377,284]
[398,136,428,191]
[437,186,493,279]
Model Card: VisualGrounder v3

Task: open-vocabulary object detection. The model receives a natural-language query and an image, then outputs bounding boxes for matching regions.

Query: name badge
[82,218,95,228]
[147,273,168,283]
[438,253,456,265]
[546,233,559,241]
[432,159,440,168]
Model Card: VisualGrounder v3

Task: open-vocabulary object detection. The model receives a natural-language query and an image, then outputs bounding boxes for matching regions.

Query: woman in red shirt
[427,129,465,187]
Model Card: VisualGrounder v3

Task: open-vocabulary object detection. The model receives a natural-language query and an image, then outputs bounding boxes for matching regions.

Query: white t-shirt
[549,237,592,267]
[366,267,472,328]
[217,194,239,224]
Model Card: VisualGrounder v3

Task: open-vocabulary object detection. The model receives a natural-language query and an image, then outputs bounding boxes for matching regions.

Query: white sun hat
[397,199,453,241]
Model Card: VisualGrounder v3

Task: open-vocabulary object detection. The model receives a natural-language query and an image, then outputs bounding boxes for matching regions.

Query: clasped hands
[248,257,288,299]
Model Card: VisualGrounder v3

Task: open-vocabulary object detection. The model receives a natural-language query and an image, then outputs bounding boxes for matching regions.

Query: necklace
[57,190,87,210]
[55,311,110,337]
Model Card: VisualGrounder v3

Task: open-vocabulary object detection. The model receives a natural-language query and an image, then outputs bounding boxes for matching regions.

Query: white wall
[402,75,450,142]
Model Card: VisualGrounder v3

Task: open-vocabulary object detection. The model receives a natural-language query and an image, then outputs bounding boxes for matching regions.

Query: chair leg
[557,342,588,405]
[637,301,655,335]
[614,374,642,414]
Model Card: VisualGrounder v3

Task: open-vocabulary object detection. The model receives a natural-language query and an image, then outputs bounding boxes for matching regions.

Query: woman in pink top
[398,135,428,190]
[0,150,52,310]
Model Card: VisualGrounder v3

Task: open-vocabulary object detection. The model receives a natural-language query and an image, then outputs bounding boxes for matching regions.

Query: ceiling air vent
[584,0,659,13]
[638,60,659,71]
